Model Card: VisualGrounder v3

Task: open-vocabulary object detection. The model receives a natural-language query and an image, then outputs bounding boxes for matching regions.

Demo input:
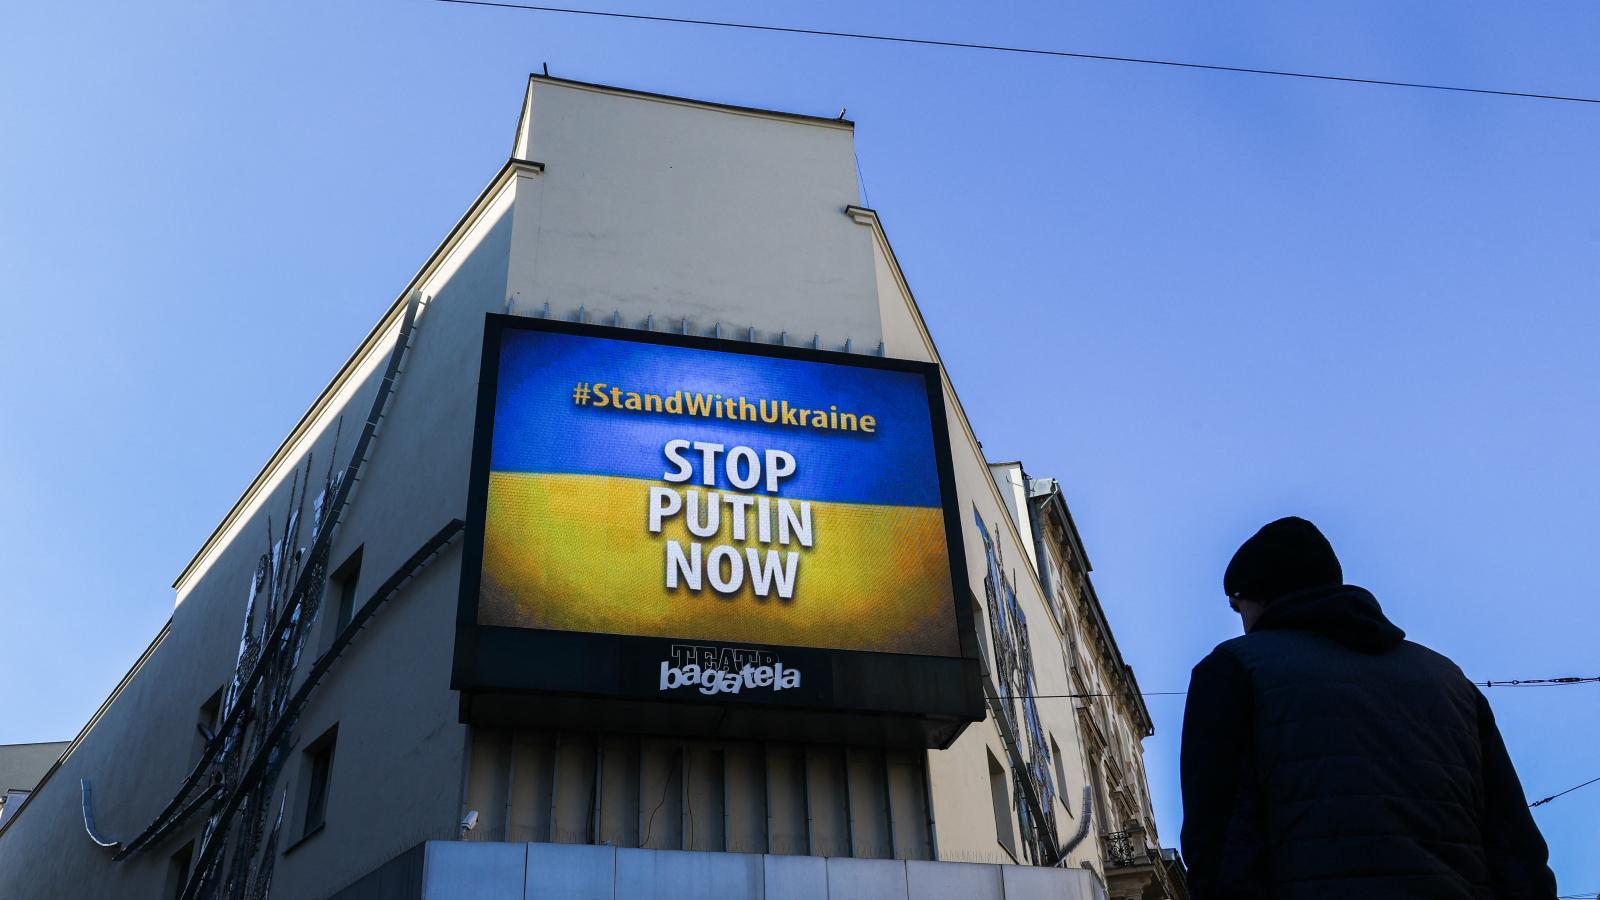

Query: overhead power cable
[1016,675,1600,701]
[1480,675,1600,687]
[1529,775,1600,809]
[430,0,1600,106]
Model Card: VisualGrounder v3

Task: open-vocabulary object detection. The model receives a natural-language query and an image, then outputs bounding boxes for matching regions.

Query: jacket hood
[1251,584,1405,653]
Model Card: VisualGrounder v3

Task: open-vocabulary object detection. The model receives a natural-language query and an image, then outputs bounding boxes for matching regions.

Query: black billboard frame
[452,314,983,749]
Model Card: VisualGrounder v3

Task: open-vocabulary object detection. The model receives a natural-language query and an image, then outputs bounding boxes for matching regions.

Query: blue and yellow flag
[478,327,960,657]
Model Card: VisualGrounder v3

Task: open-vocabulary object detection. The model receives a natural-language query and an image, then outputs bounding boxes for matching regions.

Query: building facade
[1022,474,1189,900]
[0,77,1181,900]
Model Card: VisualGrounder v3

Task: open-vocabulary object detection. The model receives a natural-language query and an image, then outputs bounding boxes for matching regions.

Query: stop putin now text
[648,439,810,600]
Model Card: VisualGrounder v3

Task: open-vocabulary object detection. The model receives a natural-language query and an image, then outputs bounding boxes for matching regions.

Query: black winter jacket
[1180,585,1556,900]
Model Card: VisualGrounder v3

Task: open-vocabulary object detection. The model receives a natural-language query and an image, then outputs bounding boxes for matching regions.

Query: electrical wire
[1013,675,1600,700]
[429,0,1600,106]
[637,760,675,849]
[1529,775,1600,809]
[1480,676,1600,688]
[1009,679,1598,810]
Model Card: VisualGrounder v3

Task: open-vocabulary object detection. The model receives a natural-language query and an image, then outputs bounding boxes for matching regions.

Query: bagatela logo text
[659,660,802,696]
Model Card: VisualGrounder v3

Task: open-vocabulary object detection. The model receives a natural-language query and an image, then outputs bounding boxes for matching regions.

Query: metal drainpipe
[881,747,897,860]
[1056,785,1095,861]
[456,725,475,839]
[547,731,562,842]
[591,734,605,845]
[721,749,731,853]
[630,736,643,839]
[679,743,691,850]
[802,746,814,856]
[502,732,518,842]
[763,743,774,854]
[842,748,856,858]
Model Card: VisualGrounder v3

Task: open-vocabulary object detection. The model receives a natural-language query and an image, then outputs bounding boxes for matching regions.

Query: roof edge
[855,202,1155,737]
[1035,485,1154,735]
[171,158,541,592]
[0,620,171,840]
[849,206,1083,659]
[528,73,854,130]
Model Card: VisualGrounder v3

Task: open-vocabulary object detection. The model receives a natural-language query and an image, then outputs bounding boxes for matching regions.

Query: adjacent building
[0,742,69,829]
[0,76,1183,900]
[1023,474,1188,900]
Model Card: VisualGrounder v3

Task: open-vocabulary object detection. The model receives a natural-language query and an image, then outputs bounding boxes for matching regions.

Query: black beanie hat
[1224,516,1342,603]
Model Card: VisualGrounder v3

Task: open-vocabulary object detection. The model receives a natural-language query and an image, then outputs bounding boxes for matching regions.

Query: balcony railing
[1104,830,1144,867]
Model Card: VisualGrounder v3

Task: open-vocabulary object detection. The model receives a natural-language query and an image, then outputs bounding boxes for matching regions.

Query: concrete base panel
[390,841,1105,900]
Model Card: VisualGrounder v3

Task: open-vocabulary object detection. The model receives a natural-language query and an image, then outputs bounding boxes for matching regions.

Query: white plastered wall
[507,78,880,350]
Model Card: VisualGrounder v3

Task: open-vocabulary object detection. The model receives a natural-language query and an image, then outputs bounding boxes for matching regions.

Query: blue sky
[2,0,1595,889]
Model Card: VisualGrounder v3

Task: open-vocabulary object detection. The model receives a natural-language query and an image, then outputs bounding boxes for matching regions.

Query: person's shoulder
[1203,630,1296,662]
[1192,640,1249,676]
[1200,638,1243,661]
[1212,629,1295,656]
[1393,638,1471,679]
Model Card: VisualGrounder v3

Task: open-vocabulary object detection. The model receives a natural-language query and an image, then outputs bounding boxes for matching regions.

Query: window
[328,547,363,642]
[165,841,193,900]
[988,750,1018,861]
[1051,736,1072,817]
[1090,759,1110,828]
[300,725,338,838]
[193,685,224,764]
[1046,557,1066,628]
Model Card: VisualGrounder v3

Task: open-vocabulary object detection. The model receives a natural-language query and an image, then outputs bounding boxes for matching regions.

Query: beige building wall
[860,214,1107,876]
[506,79,881,349]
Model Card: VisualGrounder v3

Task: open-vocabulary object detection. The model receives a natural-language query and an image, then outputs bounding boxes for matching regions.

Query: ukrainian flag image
[477,327,960,658]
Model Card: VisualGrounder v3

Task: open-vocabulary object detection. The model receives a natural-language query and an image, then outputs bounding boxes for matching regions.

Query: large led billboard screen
[455,316,981,747]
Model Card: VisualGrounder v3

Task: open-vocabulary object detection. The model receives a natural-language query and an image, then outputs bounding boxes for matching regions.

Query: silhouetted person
[1181,517,1556,899]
